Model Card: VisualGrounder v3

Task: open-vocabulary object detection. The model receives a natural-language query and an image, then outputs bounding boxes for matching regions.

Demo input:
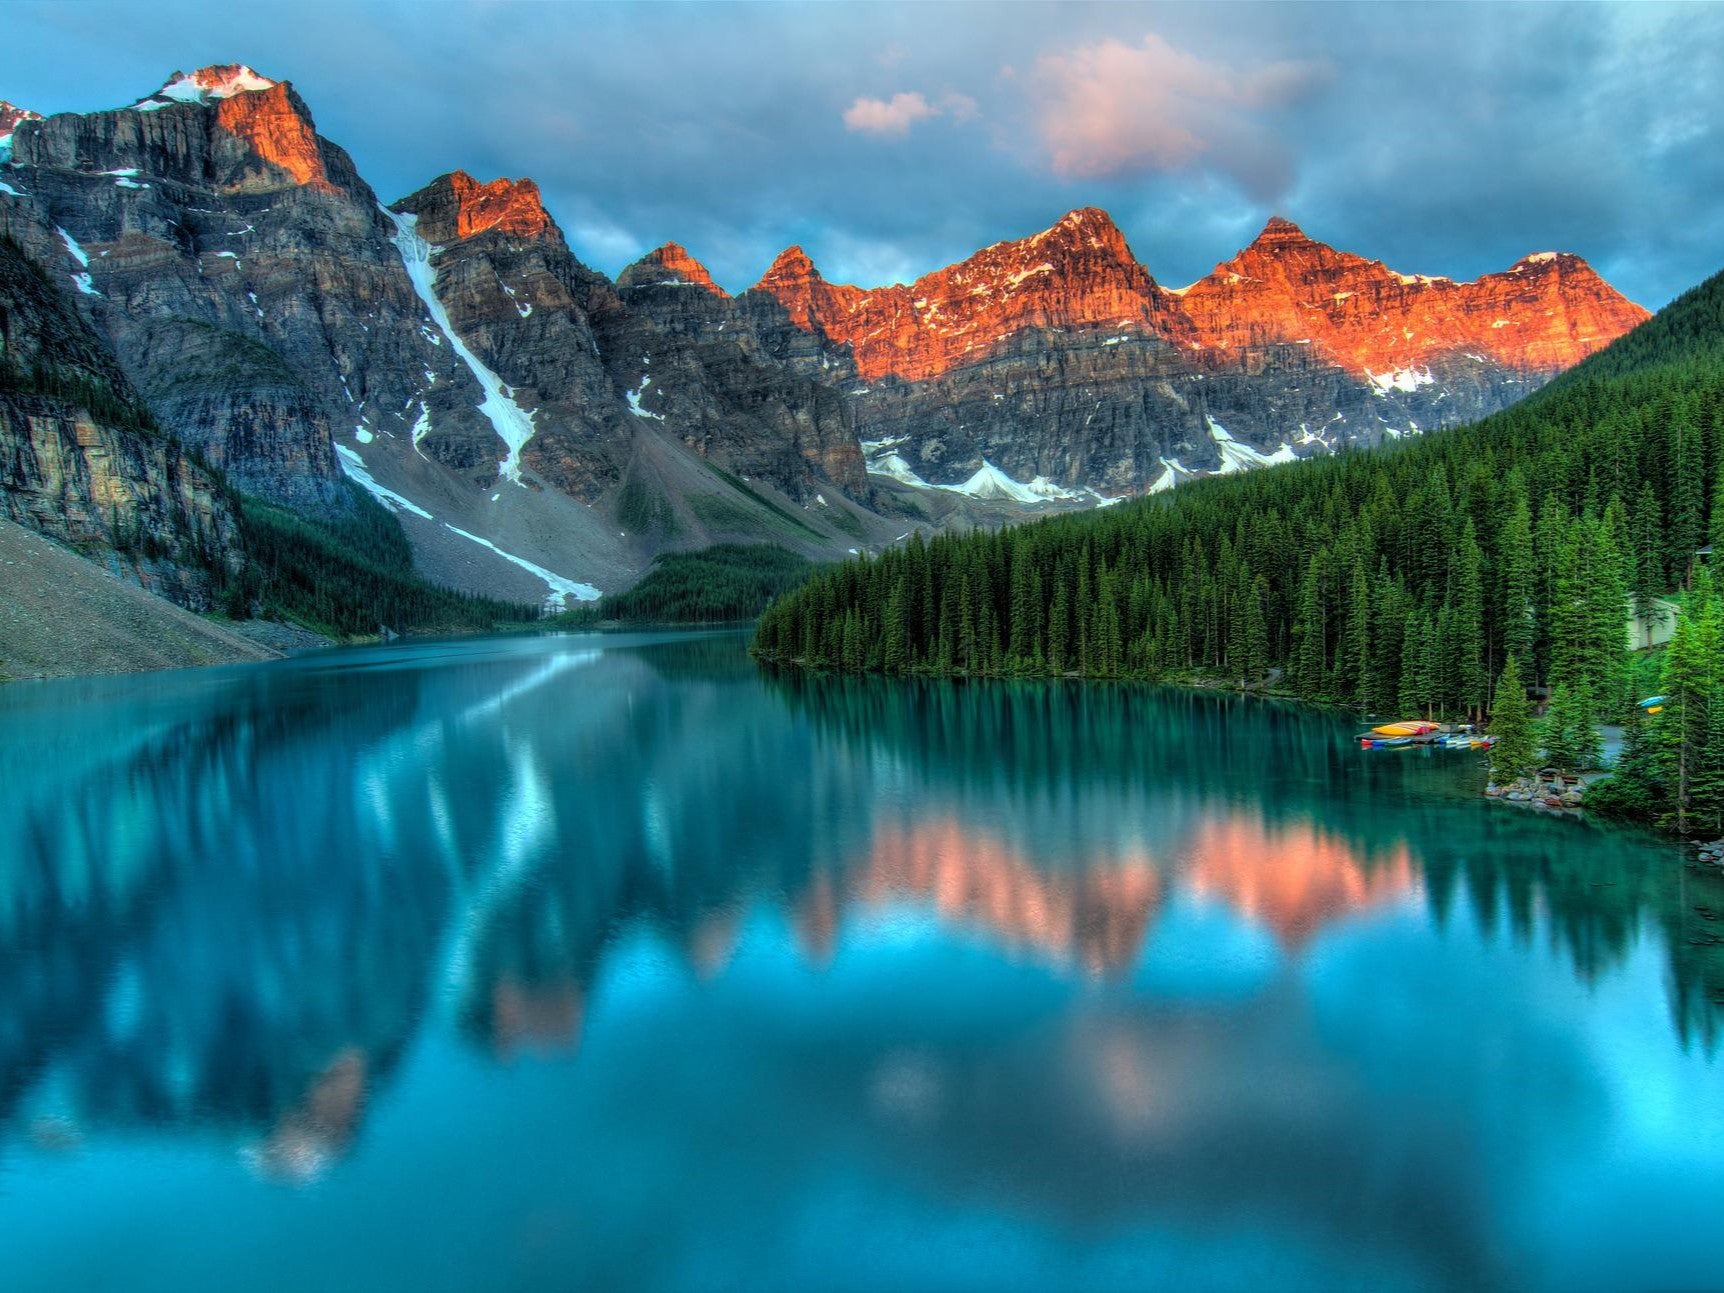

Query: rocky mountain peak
[393,171,556,245]
[758,245,822,288]
[0,100,41,137]
[135,64,279,110]
[1177,217,1649,380]
[1027,206,1133,260]
[1250,214,1314,247]
[752,205,1182,383]
[1506,250,1583,275]
[636,242,727,296]
[445,171,553,240]
[751,246,857,332]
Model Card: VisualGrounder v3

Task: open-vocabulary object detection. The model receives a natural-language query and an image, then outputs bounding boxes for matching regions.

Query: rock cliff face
[390,171,626,498]
[392,171,869,515]
[0,68,899,605]
[1176,216,1647,380]
[750,210,1649,491]
[0,65,503,512]
[609,239,869,500]
[0,234,240,608]
[754,209,1194,384]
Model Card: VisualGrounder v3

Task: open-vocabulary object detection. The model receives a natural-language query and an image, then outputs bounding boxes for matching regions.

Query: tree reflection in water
[0,632,1718,1194]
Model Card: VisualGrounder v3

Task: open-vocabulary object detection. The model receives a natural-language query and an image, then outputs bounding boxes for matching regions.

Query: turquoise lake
[1,630,1721,1291]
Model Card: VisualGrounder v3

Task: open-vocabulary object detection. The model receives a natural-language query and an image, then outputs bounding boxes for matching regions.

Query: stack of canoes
[1356,720,1497,750]
[1358,721,1442,749]
[1437,725,1497,750]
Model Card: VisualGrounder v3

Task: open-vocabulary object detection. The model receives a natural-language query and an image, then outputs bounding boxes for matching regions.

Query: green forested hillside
[555,544,813,626]
[755,267,1724,735]
[233,487,539,638]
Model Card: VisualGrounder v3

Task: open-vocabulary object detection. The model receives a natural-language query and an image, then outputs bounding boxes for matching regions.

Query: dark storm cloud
[3,0,1717,305]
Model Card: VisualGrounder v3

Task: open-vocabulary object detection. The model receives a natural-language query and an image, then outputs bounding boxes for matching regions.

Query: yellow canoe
[1369,721,1440,738]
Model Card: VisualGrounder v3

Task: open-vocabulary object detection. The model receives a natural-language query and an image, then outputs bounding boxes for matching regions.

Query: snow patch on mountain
[56,227,90,267]
[947,460,1063,504]
[1207,416,1298,473]
[441,523,599,609]
[134,65,277,111]
[626,368,664,420]
[867,452,931,489]
[335,444,432,519]
[386,206,539,484]
[1365,365,1435,395]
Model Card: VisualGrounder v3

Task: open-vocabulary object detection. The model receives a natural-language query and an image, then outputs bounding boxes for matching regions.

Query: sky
[3,0,1719,308]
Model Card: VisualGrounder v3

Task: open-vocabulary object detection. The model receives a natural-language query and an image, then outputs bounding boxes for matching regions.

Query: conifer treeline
[553,544,812,626]
[235,491,539,637]
[754,268,1724,726]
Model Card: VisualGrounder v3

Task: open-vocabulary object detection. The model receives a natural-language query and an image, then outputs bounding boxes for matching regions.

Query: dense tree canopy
[235,488,537,638]
[554,544,812,627]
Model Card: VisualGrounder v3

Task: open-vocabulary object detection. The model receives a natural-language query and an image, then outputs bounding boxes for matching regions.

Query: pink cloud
[1032,33,1328,188]
[843,92,939,136]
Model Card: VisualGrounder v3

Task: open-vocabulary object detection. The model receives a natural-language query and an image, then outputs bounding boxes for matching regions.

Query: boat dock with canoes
[1357,721,1496,750]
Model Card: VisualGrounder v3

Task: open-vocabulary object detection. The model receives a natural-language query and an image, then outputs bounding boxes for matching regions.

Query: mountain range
[0,64,1649,622]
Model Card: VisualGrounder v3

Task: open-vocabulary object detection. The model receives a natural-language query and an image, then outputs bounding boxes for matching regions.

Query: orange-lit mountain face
[742,208,1646,493]
[636,242,728,296]
[414,170,555,242]
[756,209,1195,384]
[753,210,1646,387]
[210,80,335,191]
[1176,216,1648,383]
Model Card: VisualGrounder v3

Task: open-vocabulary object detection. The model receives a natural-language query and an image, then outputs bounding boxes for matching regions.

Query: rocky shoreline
[1484,772,1590,813]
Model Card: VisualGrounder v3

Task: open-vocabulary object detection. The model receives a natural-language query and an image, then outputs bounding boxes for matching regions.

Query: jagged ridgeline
[753,265,1724,722]
[0,62,1664,649]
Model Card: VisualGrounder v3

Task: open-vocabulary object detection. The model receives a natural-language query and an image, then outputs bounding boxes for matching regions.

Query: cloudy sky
[5,0,1719,307]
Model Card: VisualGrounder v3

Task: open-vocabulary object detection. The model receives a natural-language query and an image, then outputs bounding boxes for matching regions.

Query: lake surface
[2,630,1721,1292]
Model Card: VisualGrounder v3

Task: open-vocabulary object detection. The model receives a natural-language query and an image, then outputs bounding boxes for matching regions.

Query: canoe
[1439,733,1498,749]
[1368,721,1441,738]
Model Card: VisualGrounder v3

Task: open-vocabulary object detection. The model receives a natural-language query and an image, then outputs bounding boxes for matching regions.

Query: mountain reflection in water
[1,632,1720,1292]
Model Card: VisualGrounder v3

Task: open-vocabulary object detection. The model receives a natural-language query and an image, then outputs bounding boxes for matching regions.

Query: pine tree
[1659,569,1722,833]
[1585,502,1631,717]
[1047,580,1069,674]
[1688,691,1724,838]
[1397,611,1428,718]
[1631,480,1664,609]
[1669,414,1705,583]
[1244,576,1270,687]
[1542,682,1601,772]
[1292,561,1327,699]
[882,582,910,674]
[1344,562,1372,709]
[1500,491,1537,672]
[1489,657,1537,783]
[1452,518,1488,719]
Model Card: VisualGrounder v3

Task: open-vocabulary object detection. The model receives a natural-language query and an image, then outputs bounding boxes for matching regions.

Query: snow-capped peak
[0,100,41,134]
[1507,251,1568,272]
[0,101,41,162]
[134,64,277,111]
